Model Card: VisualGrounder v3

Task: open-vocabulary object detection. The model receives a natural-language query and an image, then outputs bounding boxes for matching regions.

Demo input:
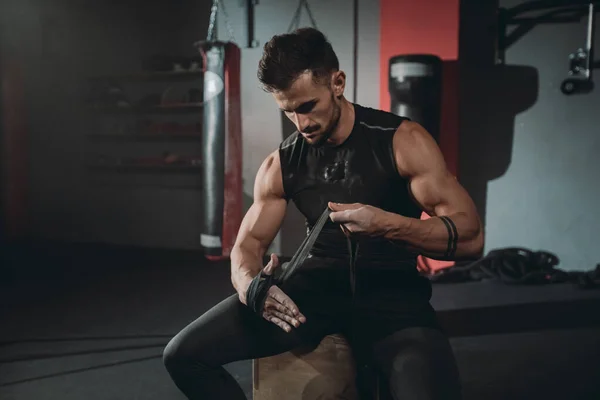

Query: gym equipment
[561,3,596,95]
[245,0,260,48]
[253,334,360,400]
[196,0,243,260]
[428,247,561,284]
[287,0,318,33]
[496,1,599,94]
[428,247,600,289]
[388,55,443,142]
[206,0,236,43]
[196,41,242,260]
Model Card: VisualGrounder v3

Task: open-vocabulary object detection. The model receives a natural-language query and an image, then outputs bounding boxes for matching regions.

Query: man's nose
[296,114,311,132]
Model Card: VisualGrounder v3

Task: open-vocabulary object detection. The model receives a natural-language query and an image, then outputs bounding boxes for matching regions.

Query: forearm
[380,211,483,260]
[230,243,264,299]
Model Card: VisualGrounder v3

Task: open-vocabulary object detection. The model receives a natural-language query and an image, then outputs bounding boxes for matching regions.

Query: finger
[264,298,295,316]
[340,224,353,237]
[270,310,302,328]
[328,202,362,212]
[269,287,299,315]
[265,299,305,326]
[329,209,354,223]
[268,287,301,317]
[267,287,306,322]
[263,253,280,275]
[262,312,293,332]
[263,312,291,331]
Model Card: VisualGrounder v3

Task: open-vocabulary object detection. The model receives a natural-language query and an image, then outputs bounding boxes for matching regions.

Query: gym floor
[1,242,600,400]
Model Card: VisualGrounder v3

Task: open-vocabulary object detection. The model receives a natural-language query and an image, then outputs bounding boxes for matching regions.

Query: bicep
[409,171,475,217]
[234,152,287,255]
[394,122,476,217]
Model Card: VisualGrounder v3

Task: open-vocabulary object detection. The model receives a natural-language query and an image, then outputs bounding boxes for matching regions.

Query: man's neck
[326,99,355,146]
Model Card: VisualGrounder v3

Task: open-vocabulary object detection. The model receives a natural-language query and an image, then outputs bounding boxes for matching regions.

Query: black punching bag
[388,54,443,142]
[199,41,242,260]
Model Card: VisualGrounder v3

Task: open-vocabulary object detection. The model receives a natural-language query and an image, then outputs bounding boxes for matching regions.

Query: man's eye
[297,101,316,114]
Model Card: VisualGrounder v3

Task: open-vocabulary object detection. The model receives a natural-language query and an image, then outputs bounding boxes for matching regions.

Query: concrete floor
[1,241,599,400]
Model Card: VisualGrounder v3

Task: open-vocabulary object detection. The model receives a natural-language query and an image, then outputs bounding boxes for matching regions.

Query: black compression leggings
[162,292,462,400]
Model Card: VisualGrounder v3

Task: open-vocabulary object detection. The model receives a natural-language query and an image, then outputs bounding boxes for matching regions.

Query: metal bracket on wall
[561,3,597,94]
[497,0,599,64]
[496,1,600,94]
[240,0,260,48]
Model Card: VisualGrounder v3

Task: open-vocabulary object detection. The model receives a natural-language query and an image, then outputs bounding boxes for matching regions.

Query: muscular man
[163,28,483,399]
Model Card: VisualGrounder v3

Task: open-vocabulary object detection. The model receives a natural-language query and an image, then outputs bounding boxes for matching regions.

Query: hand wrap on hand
[245,207,333,315]
[245,269,280,314]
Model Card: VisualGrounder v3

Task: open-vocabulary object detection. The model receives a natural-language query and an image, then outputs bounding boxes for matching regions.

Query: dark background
[1,0,599,399]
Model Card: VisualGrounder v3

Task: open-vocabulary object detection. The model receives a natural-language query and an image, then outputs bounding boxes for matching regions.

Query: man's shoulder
[279,130,301,150]
[355,103,409,132]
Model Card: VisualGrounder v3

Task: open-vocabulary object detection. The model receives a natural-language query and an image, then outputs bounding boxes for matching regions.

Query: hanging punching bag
[388,54,455,275]
[388,54,443,142]
[199,41,242,260]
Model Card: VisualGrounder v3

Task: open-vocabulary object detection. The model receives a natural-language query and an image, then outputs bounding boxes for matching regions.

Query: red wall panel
[379,0,459,175]
[379,0,460,112]
[380,0,460,273]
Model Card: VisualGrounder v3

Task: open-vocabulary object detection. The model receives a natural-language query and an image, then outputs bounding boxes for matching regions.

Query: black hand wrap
[245,269,279,314]
[245,207,333,315]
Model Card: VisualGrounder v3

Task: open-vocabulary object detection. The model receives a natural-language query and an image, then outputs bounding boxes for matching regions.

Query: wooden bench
[253,334,362,400]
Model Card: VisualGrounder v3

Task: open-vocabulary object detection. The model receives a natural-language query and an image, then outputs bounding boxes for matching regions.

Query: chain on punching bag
[197,0,242,260]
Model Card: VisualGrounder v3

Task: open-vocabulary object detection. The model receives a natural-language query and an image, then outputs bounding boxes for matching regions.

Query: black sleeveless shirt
[279,103,423,268]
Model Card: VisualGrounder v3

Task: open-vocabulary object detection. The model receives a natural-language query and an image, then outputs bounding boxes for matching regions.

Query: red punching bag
[198,41,243,260]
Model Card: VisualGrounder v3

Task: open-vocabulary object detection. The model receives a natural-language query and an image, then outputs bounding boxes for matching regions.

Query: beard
[309,97,342,148]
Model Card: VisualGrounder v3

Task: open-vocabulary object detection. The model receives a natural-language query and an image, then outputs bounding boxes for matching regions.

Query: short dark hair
[257,28,340,93]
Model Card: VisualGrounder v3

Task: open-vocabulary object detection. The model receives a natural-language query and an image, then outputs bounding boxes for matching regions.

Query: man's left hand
[328,202,388,237]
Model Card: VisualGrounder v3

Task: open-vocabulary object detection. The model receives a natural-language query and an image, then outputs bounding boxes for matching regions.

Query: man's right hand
[241,254,307,332]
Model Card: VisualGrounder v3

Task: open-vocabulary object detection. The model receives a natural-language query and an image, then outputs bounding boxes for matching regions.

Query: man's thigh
[371,327,462,400]
[166,293,338,367]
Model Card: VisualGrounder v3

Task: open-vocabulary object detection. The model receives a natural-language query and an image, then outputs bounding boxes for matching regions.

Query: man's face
[273,72,342,147]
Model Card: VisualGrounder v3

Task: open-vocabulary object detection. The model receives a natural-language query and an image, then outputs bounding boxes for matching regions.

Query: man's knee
[162,336,186,374]
[389,348,430,377]
[375,328,462,399]
[162,331,208,375]
[386,349,461,399]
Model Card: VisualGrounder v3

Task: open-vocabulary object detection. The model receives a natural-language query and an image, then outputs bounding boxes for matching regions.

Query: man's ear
[331,71,346,97]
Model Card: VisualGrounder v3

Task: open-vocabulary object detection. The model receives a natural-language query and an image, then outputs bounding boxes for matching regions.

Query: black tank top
[279,103,422,267]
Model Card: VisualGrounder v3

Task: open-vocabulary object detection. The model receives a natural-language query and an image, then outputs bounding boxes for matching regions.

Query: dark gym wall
[0,0,211,249]
[0,53,28,242]
[459,0,600,271]
[1,0,377,254]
